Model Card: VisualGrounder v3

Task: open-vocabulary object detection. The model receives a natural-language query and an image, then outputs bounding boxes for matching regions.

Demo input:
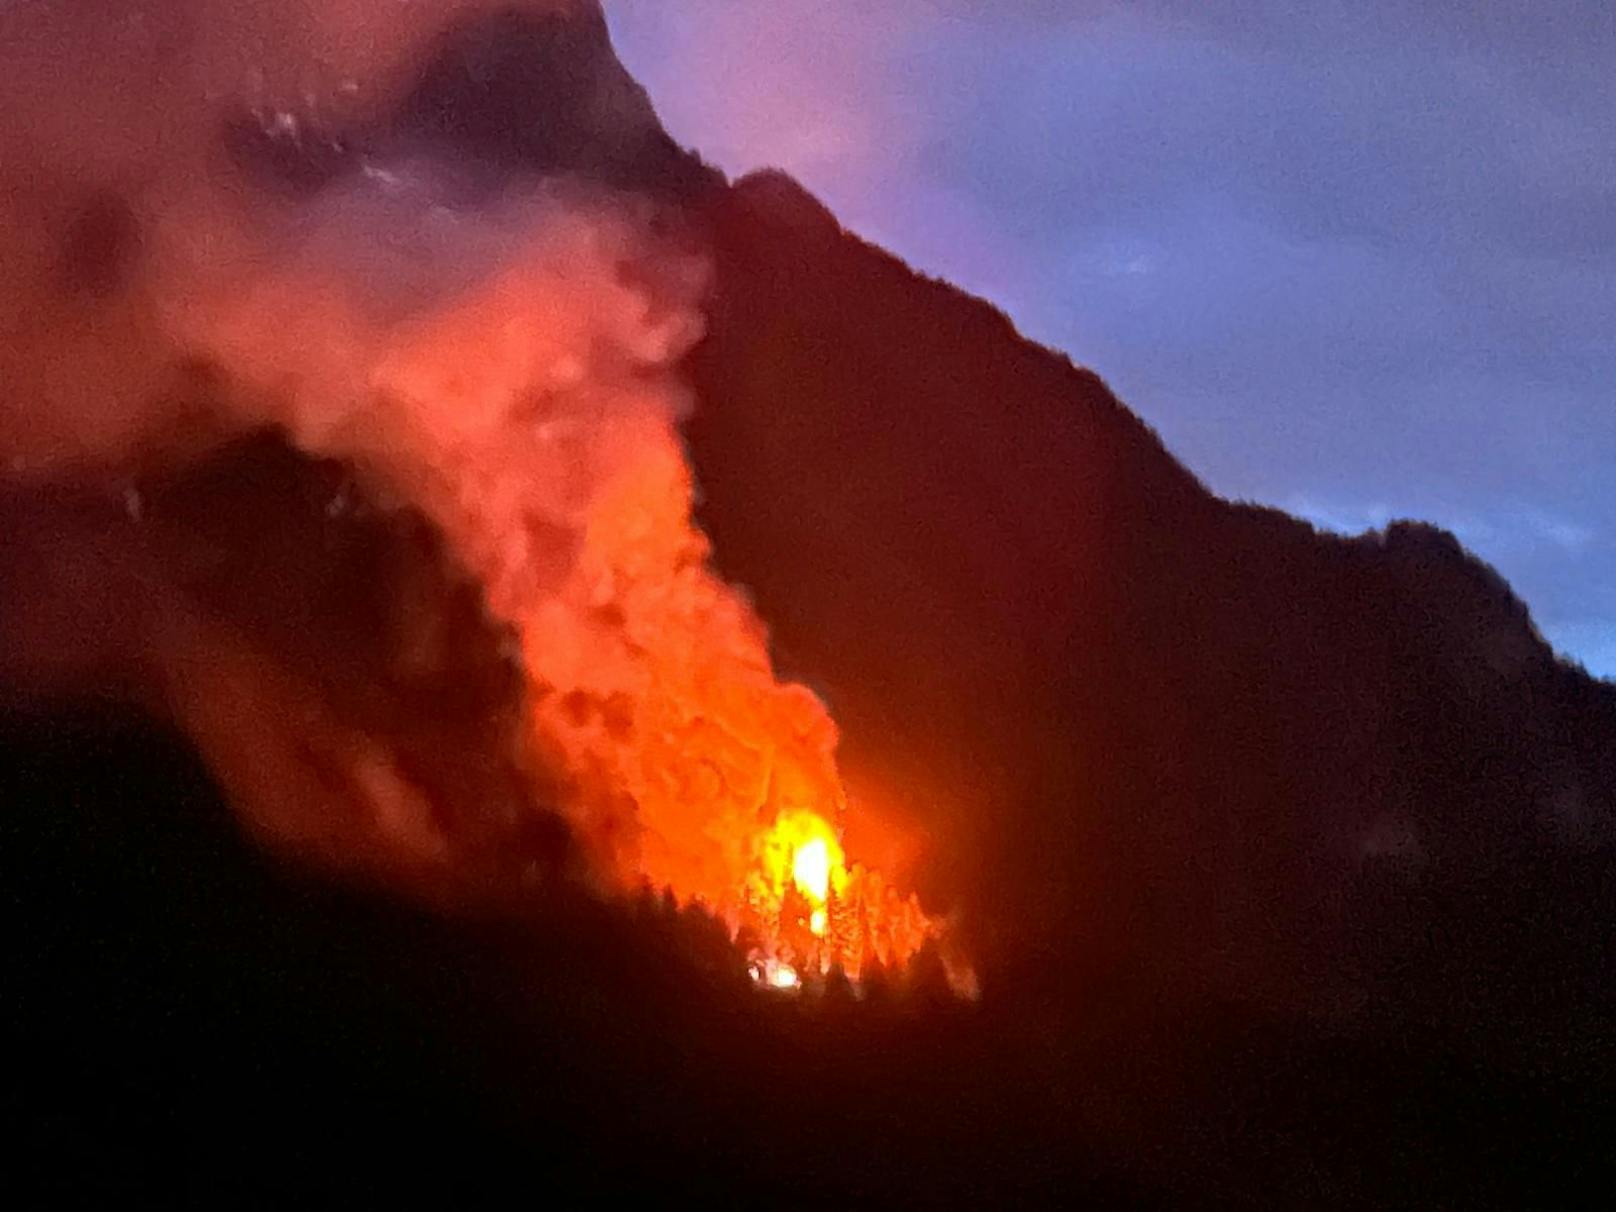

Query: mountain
[4,3,1611,1203]
[687,165,1615,1053]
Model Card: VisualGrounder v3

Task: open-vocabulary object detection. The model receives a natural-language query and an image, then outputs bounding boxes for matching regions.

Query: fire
[510,420,941,980]
[751,956,802,992]
[189,194,945,986]
[758,812,844,935]
[737,808,936,979]
[0,0,964,1001]
[358,234,942,984]
[794,837,834,905]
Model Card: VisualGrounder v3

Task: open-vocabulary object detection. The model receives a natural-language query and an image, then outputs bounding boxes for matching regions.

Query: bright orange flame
[738,807,936,979]
[756,811,842,940]
[758,811,842,903]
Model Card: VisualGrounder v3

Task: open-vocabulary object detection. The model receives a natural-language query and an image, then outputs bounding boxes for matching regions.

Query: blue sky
[609,2,1615,678]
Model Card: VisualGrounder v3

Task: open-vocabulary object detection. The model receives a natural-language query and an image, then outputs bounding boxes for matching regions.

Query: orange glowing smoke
[510,404,939,979]
[0,5,948,989]
[209,199,943,981]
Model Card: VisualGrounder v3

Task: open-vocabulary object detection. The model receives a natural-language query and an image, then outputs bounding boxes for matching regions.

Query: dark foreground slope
[4,3,1613,1204]
[6,705,1610,1207]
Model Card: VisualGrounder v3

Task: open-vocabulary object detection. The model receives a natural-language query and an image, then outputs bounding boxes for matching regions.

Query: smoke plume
[0,1,933,966]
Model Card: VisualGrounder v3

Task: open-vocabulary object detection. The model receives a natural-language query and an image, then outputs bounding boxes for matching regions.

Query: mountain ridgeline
[686,165,1615,1059]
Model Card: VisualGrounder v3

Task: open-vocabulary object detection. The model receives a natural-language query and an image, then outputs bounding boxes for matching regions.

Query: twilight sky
[608,1,1615,678]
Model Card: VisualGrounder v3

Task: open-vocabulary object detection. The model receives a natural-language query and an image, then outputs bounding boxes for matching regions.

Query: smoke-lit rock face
[225,4,709,198]
[4,3,1615,1199]
[394,7,690,188]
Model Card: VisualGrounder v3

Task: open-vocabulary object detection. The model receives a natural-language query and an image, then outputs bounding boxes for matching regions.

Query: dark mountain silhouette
[5,4,1611,1204]
[686,167,1616,1062]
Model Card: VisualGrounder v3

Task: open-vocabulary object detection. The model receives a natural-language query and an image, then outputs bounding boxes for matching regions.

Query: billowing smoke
[0,0,935,969]
[0,0,636,481]
[177,171,856,918]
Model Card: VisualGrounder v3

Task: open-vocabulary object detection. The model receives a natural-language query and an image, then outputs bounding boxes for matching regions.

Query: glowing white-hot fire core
[794,837,832,901]
[750,958,801,992]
